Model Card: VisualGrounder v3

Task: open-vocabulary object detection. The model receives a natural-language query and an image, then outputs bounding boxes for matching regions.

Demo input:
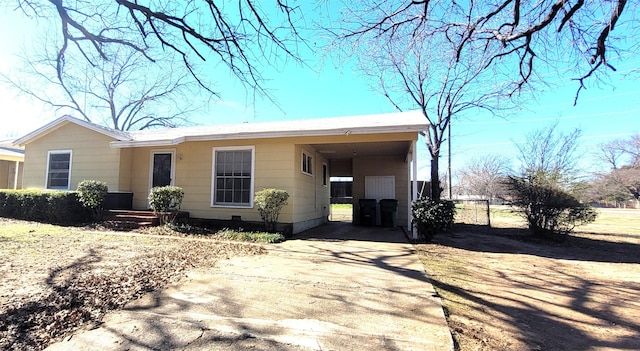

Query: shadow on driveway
[47,222,454,351]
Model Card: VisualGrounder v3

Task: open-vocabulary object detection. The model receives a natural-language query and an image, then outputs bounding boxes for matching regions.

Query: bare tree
[10,0,304,97]
[516,121,582,185]
[333,4,516,201]
[3,43,196,130]
[457,154,512,200]
[505,122,594,238]
[596,134,640,204]
[334,1,639,101]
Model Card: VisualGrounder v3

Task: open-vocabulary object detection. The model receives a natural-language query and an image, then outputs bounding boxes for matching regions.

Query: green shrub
[77,180,108,220]
[0,190,91,224]
[148,186,184,224]
[503,176,597,240]
[218,228,285,243]
[411,197,456,241]
[254,188,289,232]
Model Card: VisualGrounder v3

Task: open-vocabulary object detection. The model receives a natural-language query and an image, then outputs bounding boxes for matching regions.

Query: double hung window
[212,147,254,207]
[46,150,72,190]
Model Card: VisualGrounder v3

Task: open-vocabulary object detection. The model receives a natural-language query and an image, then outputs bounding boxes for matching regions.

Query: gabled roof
[13,115,130,147]
[112,111,428,148]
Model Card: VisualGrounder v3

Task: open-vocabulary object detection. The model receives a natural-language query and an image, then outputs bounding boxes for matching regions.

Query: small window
[46,150,72,190]
[322,163,328,186]
[212,147,254,207]
[302,151,313,175]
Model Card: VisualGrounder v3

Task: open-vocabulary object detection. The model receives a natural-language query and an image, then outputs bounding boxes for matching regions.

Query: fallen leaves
[0,226,266,351]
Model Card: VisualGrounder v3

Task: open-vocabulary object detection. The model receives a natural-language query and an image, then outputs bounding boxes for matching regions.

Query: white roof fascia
[0,147,24,162]
[110,137,186,148]
[110,111,428,148]
[14,115,129,147]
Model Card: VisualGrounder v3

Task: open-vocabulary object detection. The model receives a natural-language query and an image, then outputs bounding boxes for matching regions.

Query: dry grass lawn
[418,207,640,351]
[0,219,266,350]
[3,206,639,351]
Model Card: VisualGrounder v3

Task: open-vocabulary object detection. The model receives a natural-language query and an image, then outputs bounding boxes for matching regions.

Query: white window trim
[302,150,313,176]
[211,145,255,208]
[45,150,72,190]
[148,149,176,190]
[322,162,328,187]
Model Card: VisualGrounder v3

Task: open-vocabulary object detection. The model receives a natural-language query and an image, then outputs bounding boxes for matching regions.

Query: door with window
[150,151,174,188]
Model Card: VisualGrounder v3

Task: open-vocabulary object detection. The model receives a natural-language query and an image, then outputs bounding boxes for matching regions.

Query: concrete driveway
[47,223,453,351]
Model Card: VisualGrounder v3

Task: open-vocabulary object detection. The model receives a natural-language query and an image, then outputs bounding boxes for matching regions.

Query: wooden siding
[22,123,123,190]
[292,144,330,224]
[126,132,414,228]
[0,160,8,189]
[118,148,132,191]
[1,161,24,189]
[129,139,299,223]
[352,156,409,226]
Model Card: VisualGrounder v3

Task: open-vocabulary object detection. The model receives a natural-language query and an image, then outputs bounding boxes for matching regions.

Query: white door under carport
[365,176,395,226]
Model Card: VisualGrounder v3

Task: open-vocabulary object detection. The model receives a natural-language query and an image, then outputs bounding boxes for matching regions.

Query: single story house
[0,139,24,189]
[13,112,427,236]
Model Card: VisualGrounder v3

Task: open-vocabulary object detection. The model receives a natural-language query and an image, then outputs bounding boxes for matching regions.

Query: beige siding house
[0,140,24,189]
[13,112,427,235]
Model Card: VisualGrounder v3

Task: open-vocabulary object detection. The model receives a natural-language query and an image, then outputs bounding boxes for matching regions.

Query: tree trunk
[431,156,441,201]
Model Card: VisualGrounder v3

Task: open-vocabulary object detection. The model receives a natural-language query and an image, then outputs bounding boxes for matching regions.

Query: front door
[151,151,174,188]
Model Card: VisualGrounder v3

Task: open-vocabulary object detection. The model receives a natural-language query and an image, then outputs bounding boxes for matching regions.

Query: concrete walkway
[46,223,453,351]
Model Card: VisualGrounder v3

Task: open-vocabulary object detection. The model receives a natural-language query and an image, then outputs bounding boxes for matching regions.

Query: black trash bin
[359,198,377,226]
[380,199,398,227]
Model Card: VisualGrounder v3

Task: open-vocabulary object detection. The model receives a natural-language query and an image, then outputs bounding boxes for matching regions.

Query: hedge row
[0,190,92,225]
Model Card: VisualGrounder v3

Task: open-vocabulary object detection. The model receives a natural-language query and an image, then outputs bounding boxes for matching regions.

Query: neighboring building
[13,112,427,235]
[0,139,24,189]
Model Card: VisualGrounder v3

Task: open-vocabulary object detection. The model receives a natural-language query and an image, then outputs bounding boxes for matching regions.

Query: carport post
[13,161,19,189]
[410,140,418,239]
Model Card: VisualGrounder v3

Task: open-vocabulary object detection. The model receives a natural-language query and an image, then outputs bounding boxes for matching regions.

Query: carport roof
[0,139,24,162]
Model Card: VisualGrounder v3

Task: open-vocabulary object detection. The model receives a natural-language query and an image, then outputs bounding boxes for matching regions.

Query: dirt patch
[0,218,266,351]
[418,211,640,351]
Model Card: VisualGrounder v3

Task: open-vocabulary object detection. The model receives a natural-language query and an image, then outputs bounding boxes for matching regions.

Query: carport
[307,115,426,238]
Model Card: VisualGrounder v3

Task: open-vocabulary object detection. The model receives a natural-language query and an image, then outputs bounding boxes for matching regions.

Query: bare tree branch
[2,37,198,130]
[335,1,638,99]
[332,6,517,200]
[14,0,304,99]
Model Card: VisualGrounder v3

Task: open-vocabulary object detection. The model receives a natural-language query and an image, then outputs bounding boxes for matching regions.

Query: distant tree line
[454,128,640,209]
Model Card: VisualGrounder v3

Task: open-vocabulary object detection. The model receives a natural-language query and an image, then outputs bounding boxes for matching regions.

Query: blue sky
[0,4,638,181]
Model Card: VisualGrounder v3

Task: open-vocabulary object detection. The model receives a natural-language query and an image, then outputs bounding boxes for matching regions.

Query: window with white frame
[46,150,72,190]
[212,147,254,207]
[302,150,313,175]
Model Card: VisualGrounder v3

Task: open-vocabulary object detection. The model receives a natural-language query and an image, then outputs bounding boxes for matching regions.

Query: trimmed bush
[503,176,597,240]
[77,180,108,220]
[254,188,289,232]
[411,197,456,242]
[0,190,91,224]
[148,186,184,224]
